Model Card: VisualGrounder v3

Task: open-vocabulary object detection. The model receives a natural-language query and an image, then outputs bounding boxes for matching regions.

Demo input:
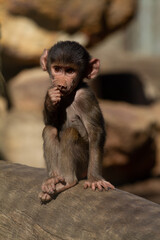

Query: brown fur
[39,41,115,203]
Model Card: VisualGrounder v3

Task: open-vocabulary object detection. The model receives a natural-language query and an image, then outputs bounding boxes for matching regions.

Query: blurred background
[0,0,160,204]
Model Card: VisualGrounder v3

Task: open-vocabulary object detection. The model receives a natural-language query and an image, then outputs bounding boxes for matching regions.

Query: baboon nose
[58,85,67,90]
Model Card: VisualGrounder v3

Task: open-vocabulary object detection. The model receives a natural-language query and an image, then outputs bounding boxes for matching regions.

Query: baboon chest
[59,103,88,140]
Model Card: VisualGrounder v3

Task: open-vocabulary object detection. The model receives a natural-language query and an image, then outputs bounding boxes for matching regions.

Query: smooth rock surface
[0,161,160,240]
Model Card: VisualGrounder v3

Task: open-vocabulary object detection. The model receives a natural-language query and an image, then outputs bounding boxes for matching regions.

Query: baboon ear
[87,58,100,79]
[40,49,49,71]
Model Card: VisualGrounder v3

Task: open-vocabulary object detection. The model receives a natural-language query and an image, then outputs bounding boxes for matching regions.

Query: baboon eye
[54,66,61,72]
[66,68,75,74]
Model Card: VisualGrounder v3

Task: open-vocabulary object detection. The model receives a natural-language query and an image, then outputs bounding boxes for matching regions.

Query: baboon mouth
[60,90,67,95]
